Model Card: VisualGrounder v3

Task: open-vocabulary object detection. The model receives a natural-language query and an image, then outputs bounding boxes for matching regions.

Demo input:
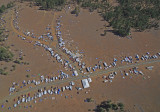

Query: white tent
[14,104,17,108]
[73,70,78,76]
[88,78,92,83]
[61,86,65,92]
[82,79,90,88]
[22,98,25,102]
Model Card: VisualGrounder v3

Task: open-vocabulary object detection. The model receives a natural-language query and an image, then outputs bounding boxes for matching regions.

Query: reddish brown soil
[18,4,54,36]
[61,9,160,66]
[0,2,160,112]
[0,0,13,5]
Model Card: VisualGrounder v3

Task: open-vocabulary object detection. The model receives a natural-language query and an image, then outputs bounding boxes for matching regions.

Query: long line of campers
[12,77,93,108]
[13,81,75,108]
[9,71,70,94]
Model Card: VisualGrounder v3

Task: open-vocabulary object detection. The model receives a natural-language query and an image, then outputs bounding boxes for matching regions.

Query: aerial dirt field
[61,8,160,65]
[18,3,54,36]
[0,1,63,100]
[0,1,160,112]
[7,63,160,112]
[0,0,14,5]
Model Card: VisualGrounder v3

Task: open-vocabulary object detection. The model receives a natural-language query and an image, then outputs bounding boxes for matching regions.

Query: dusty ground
[61,8,160,66]
[0,0,14,5]
[18,4,54,36]
[0,1,160,112]
[0,2,63,100]
[7,64,160,112]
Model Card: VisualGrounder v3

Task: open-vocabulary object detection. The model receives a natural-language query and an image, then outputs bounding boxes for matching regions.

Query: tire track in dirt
[11,10,81,75]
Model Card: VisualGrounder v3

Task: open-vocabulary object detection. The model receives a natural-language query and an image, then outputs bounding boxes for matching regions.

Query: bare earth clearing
[0,1,160,112]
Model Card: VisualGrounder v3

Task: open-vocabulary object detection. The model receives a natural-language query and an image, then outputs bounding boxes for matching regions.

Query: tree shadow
[100,29,120,37]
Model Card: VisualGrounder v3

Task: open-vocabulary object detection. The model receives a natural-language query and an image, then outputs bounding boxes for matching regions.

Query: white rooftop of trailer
[82,79,90,88]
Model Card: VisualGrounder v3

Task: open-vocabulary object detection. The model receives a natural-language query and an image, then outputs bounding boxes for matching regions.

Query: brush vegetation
[95,100,125,112]
[0,2,14,14]
[74,0,160,36]
[11,0,160,36]
[0,46,14,62]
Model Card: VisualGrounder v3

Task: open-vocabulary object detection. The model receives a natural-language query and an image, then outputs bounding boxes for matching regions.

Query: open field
[0,0,14,5]
[0,1,160,112]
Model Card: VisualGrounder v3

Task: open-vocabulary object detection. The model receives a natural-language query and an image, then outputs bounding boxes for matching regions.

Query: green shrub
[0,47,14,62]
[98,107,106,112]
[0,2,14,14]
[3,67,7,70]
[71,6,80,16]
[26,74,30,78]
[86,98,94,102]
[106,100,111,104]
[35,0,65,10]
[103,0,160,36]
[12,65,16,68]
[19,56,23,60]
[0,68,8,75]
[7,2,14,8]
[76,0,160,36]
[118,102,124,108]
[111,103,118,110]
[95,100,125,112]
[14,59,21,64]
[3,72,8,75]
[0,37,5,42]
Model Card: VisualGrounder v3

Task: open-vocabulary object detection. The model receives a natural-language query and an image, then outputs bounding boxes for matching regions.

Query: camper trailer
[82,79,90,88]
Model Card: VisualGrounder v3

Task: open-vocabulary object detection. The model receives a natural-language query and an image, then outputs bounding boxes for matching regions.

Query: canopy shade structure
[82,79,90,88]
